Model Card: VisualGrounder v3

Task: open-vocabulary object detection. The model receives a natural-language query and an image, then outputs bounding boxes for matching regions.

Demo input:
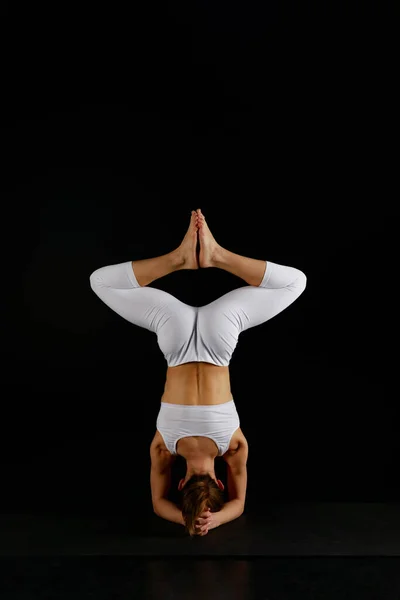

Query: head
[178,471,225,537]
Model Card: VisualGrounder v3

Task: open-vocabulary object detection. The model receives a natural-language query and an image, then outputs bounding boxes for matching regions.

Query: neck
[186,456,216,479]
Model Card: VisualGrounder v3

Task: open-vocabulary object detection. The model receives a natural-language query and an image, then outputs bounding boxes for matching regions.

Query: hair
[180,474,224,537]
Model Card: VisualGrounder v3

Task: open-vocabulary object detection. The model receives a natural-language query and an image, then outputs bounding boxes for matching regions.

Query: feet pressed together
[177,208,221,270]
[131,208,266,287]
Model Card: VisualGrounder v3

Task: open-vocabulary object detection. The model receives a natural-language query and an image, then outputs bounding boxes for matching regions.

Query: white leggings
[89,259,307,367]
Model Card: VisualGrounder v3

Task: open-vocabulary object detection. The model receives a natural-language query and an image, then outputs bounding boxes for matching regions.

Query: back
[161,362,233,405]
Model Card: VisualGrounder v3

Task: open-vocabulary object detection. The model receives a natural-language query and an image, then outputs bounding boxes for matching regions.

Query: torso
[151,362,246,459]
[162,362,233,406]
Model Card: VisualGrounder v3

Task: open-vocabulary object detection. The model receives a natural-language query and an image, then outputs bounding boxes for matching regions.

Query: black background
[1,0,396,517]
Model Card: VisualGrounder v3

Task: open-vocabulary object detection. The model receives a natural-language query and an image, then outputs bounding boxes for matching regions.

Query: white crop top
[156,399,240,456]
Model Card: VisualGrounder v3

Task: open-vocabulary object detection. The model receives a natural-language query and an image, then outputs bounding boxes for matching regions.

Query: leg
[196,209,307,365]
[90,259,195,334]
[90,257,196,365]
[198,266,306,365]
[132,251,184,288]
[195,209,266,286]
[212,248,266,287]
[89,211,199,332]
[133,210,199,286]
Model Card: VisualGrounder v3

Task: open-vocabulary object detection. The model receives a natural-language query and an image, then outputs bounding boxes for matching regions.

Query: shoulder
[150,431,175,468]
[150,430,166,451]
[234,428,248,450]
[223,430,248,465]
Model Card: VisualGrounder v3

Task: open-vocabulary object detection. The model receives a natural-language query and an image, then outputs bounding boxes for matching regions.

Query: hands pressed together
[195,508,220,536]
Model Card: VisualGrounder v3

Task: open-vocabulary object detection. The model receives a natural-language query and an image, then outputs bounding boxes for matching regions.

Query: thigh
[197,284,298,363]
[200,283,301,334]
[94,283,195,335]
[197,289,248,364]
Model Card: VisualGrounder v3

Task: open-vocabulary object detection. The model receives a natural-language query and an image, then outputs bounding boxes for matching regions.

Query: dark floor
[1,504,400,599]
[1,557,400,600]
[1,503,400,557]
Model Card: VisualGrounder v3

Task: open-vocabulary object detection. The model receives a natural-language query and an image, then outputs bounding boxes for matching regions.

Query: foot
[196,208,221,268]
[176,211,200,270]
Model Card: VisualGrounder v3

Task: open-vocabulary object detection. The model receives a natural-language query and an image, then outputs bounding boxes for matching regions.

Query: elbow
[236,506,244,519]
[152,499,163,517]
[234,498,245,515]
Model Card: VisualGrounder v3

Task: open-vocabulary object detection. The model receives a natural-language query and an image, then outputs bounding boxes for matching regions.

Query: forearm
[216,499,244,526]
[154,499,185,526]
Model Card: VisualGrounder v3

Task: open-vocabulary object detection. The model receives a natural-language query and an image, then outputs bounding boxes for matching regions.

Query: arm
[150,443,184,525]
[153,498,185,526]
[216,465,247,526]
[217,440,249,526]
[215,498,244,526]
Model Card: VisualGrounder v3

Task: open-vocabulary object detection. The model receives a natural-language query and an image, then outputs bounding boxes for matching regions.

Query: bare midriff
[161,362,233,405]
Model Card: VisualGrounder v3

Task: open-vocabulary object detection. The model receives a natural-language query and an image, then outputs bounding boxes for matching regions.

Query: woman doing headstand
[90,209,307,536]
